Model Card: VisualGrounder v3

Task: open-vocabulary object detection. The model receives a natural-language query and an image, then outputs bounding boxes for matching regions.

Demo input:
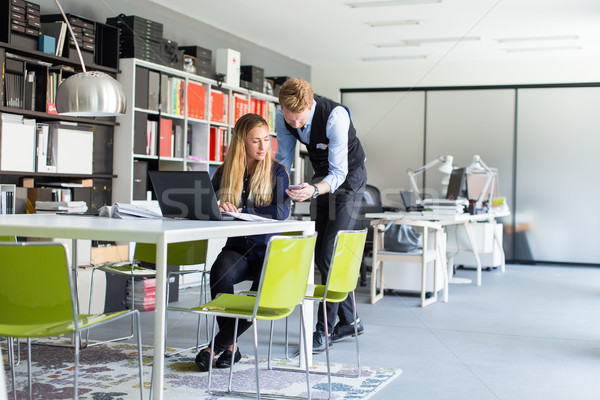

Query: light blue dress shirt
[275,99,350,192]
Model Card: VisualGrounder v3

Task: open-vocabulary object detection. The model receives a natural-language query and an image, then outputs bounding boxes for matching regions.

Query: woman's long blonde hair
[219,113,273,207]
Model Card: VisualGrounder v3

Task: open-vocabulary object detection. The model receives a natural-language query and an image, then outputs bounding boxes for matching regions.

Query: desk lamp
[407,155,453,203]
[53,0,126,116]
[468,154,496,210]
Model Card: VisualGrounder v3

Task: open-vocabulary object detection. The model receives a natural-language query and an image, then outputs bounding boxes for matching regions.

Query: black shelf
[0,106,118,127]
[0,171,116,179]
[0,41,119,74]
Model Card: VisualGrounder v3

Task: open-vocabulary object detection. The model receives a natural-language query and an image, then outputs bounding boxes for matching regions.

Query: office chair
[0,242,144,400]
[354,184,383,286]
[87,240,210,355]
[269,229,367,400]
[169,233,317,399]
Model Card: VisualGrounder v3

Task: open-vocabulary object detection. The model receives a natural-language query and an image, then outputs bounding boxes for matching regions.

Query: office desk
[0,214,314,400]
[366,210,509,301]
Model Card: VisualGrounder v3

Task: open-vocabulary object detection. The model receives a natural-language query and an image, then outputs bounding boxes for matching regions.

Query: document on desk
[99,203,163,219]
[221,211,274,221]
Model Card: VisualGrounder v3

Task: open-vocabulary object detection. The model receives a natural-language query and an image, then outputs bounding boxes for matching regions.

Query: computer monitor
[446,167,468,200]
[467,168,499,202]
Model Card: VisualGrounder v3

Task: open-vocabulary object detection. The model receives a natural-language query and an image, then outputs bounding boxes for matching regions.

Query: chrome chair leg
[322,303,332,400]
[27,339,32,400]
[351,291,361,377]
[8,337,16,400]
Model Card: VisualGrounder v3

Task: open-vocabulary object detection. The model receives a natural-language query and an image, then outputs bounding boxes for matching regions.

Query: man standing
[275,78,367,353]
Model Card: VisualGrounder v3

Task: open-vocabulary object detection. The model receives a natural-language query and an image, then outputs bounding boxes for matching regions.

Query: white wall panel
[515,87,600,264]
[343,91,425,208]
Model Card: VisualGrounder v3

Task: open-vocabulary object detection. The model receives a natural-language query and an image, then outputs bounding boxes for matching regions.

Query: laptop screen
[148,170,222,220]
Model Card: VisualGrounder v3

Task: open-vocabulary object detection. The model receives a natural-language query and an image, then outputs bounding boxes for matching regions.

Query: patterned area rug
[2,342,402,399]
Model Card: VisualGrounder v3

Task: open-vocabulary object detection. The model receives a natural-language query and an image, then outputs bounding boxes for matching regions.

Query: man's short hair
[278,78,314,113]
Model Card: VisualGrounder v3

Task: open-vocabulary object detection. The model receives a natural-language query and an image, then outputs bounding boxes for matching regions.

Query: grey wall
[44,0,310,80]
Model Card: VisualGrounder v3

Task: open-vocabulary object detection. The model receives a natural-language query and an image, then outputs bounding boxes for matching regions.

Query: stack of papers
[222,211,274,221]
[422,198,468,215]
[99,203,162,219]
[35,200,88,214]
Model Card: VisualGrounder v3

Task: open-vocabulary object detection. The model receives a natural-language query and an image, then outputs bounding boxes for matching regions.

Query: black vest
[284,96,366,180]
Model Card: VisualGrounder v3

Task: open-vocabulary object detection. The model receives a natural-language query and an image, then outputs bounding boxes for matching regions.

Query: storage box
[0,119,36,172]
[37,34,55,54]
[216,48,240,87]
[48,123,94,174]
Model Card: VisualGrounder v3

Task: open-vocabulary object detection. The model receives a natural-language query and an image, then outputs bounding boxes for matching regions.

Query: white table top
[365,209,510,224]
[0,214,314,243]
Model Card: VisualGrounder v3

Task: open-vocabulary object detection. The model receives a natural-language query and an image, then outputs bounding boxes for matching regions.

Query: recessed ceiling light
[347,0,441,8]
[367,19,422,27]
[362,55,427,61]
[375,42,420,48]
[496,35,579,43]
[504,46,582,52]
[404,36,480,44]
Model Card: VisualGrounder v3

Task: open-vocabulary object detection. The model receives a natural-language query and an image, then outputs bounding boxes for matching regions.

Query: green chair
[0,242,144,400]
[87,240,210,355]
[270,229,367,400]
[169,233,317,399]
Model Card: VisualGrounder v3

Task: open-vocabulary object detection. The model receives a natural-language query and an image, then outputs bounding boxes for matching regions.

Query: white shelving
[113,58,279,204]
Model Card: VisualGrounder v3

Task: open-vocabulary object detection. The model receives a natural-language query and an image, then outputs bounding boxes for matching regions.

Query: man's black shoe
[331,319,364,343]
[195,349,213,372]
[215,347,242,368]
[312,330,332,354]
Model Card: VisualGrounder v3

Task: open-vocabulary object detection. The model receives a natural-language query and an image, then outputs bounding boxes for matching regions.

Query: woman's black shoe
[195,350,213,372]
[215,348,241,368]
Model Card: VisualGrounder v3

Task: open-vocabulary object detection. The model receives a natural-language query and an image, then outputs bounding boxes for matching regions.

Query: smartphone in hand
[288,185,302,190]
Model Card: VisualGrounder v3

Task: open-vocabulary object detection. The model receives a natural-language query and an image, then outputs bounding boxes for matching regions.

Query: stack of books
[35,200,88,214]
[127,277,156,312]
[422,198,468,215]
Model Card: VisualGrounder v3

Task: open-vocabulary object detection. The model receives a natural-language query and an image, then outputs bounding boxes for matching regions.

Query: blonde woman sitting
[195,113,291,371]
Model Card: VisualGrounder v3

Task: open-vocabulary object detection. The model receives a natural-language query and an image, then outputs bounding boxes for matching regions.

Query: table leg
[463,223,482,286]
[151,235,168,400]
[491,219,506,273]
[299,225,315,369]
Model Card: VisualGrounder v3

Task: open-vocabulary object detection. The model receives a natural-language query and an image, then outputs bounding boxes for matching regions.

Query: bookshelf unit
[113,58,279,204]
[0,30,119,214]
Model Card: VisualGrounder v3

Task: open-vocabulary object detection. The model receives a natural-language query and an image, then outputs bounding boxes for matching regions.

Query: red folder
[159,118,173,157]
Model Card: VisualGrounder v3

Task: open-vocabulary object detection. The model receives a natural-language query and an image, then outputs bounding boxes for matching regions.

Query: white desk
[0,214,314,400]
[366,210,509,297]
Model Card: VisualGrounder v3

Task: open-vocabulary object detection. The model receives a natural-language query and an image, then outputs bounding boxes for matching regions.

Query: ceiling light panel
[347,0,441,8]
[362,55,428,61]
[504,46,582,53]
[496,35,579,43]
[367,19,422,27]
[404,36,480,44]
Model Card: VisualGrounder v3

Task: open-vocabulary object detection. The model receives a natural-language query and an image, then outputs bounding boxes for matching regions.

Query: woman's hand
[286,182,314,202]
[219,202,239,213]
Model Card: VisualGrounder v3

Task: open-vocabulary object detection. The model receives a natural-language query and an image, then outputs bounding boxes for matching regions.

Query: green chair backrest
[256,233,317,312]
[0,243,75,337]
[134,240,208,266]
[326,229,368,294]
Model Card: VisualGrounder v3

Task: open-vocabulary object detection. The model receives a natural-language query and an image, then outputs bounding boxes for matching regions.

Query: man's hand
[286,182,315,202]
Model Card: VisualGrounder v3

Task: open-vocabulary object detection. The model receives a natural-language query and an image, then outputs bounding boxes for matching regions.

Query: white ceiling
[147,0,600,66]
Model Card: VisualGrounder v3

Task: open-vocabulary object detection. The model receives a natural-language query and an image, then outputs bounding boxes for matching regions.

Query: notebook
[399,190,423,212]
[148,170,225,220]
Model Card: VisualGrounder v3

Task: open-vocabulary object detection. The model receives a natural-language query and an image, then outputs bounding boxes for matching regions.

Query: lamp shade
[437,155,454,174]
[56,71,127,117]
